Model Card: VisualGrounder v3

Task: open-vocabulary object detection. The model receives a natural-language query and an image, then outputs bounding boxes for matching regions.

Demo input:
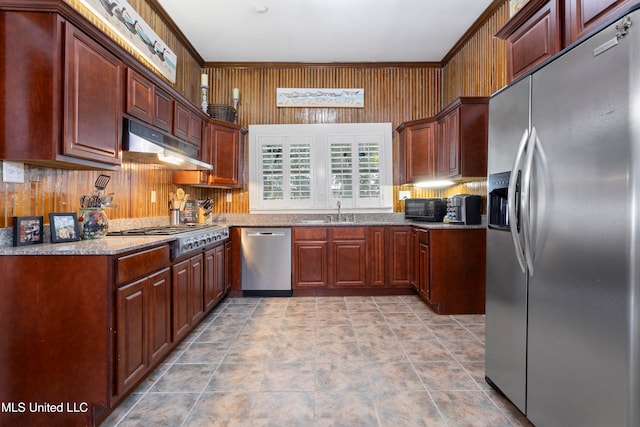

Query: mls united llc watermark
[1,401,89,413]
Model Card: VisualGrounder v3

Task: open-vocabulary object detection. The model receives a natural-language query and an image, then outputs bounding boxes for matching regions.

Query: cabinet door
[293,228,329,288]
[332,240,367,287]
[367,227,385,286]
[410,228,419,291]
[213,245,226,301]
[508,0,561,81]
[385,226,412,286]
[406,121,436,182]
[126,68,154,124]
[204,248,216,312]
[209,124,243,187]
[567,0,631,43]
[153,86,173,132]
[418,243,430,301]
[436,119,448,177]
[63,25,122,165]
[173,101,192,142]
[189,113,203,146]
[116,278,148,394]
[224,241,232,292]
[437,109,460,177]
[189,254,205,325]
[148,268,172,365]
[204,245,225,312]
[172,258,191,341]
[293,242,329,287]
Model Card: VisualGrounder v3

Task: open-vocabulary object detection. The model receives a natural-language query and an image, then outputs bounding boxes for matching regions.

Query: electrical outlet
[151,190,156,203]
[226,192,232,203]
[398,190,411,200]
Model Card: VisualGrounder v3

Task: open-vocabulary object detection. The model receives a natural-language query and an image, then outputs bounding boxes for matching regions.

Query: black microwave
[404,198,447,222]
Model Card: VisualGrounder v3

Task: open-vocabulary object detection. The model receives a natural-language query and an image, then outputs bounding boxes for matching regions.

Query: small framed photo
[12,216,44,247]
[48,213,80,243]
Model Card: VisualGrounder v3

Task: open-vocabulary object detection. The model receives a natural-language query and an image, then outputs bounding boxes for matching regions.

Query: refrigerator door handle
[521,127,538,276]
[508,128,529,274]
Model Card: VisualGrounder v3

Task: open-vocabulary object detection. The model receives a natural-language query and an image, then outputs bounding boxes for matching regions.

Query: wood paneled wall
[441,1,510,106]
[0,1,509,227]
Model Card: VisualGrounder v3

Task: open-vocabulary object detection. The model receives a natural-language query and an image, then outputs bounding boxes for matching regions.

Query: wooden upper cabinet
[63,24,123,166]
[126,68,173,133]
[497,0,633,82]
[397,118,437,184]
[174,101,204,147]
[496,0,562,82]
[436,97,489,179]
[207,120,246,187]
[126,68,154,124]
[0,12,122,169]
[153,87,173,132]
[566,0,633,43]
[173,119,246,188]
[173,101,192,142]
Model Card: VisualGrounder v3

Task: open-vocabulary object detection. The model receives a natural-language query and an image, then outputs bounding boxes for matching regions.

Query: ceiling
[155,0,496,63]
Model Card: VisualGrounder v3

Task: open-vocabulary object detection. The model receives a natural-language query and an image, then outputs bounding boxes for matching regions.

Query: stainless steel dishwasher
[241,228,292,297]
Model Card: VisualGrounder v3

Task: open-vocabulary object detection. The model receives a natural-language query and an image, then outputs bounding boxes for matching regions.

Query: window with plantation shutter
[249,123,392,213]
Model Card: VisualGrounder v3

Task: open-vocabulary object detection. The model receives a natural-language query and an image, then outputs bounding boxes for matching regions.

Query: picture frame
[12,216,44,247]
[48,213,81,243]
[276,88,364,108]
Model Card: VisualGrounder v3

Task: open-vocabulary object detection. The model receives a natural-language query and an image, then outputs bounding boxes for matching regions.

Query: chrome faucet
[337,200,342,222]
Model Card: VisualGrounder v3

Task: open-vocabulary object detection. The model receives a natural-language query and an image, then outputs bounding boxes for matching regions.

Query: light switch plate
[398,190,411,200]
[226,192,232,203]
[2,161,24,183]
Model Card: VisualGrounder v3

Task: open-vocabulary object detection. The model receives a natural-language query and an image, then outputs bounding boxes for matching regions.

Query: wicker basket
[207,104,236,122]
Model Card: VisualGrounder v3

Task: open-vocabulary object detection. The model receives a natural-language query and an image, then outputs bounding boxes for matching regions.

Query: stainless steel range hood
[122,119,213,170]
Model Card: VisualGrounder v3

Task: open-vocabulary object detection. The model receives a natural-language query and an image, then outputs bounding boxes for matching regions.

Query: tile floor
[101,295,532,426]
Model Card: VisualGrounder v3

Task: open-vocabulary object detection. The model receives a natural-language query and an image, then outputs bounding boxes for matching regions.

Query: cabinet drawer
[416,229,429,245]
[294,227,328,241]
[332,227,366,240]
[116,244,170,285]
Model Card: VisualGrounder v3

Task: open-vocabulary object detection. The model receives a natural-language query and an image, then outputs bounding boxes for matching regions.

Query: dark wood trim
[203,61,442,69]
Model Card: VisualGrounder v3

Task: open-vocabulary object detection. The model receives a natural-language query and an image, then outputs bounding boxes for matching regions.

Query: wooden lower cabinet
[412,227,486,314]
[204,244,226,312]
[292,226,414,294]
[368,227,385,286]
[331,227,367,287]
[172,254,204,342]
[293,227,330,288]
[116,267,171,396]
[385,226,412,287]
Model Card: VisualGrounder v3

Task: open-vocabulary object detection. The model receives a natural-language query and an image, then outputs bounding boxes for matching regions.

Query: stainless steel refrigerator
[486,7,640,427]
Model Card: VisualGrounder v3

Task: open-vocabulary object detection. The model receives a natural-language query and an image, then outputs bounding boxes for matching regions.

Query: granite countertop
[0,213,486,255]
[0,235,176,256]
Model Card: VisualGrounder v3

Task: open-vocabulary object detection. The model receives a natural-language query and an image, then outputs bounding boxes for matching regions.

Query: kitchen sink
[296,219,357,225]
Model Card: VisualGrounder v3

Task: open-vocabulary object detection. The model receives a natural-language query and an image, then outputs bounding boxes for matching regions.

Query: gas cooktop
[107,225,213,236]
[108,224,229,259]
